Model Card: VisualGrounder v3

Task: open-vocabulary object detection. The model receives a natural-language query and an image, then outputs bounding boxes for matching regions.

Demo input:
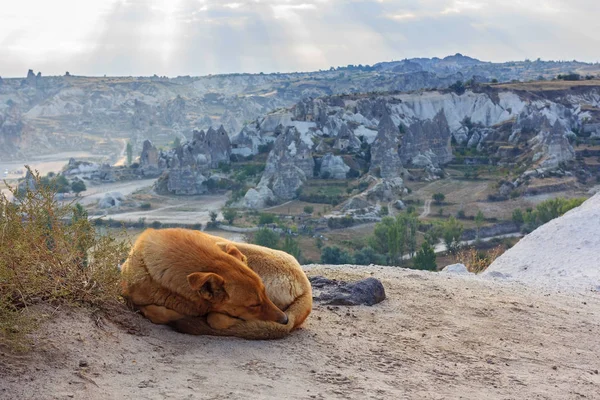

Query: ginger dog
[171,238,312,339]
[121,228,289,327]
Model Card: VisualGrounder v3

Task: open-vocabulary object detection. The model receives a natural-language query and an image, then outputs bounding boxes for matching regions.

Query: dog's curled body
[121,228,312,339]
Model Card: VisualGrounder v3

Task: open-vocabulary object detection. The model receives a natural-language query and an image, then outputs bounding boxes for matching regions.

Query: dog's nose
[279,313,289,325]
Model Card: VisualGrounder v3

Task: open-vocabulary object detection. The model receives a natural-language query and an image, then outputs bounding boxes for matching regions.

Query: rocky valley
[1,55,599,162]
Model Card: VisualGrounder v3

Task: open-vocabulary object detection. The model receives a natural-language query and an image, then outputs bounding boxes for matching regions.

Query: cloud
[0,0,599,77]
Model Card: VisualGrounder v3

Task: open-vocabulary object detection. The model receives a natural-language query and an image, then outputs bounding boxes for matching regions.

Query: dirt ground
[2,266,599,400]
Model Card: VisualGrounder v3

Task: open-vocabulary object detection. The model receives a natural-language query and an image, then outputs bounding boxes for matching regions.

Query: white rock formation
[484,193,600,292]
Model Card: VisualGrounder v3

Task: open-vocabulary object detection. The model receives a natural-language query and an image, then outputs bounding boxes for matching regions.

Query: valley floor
[2,266,599,400]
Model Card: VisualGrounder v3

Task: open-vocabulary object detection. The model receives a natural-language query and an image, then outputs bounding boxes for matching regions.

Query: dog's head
[186,243,288,325]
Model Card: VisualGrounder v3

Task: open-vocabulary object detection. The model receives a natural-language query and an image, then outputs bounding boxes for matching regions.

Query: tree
[281,235,301,259]
[442,216,463,254]
[512,208,524,225]
[70,180,86,196]
[303,205,314,214]
[413,242,437,271]
[222,208,237,225]
[320,246,353,265]
[258,213,276,225]
[432,193,445,205]
[368,213,419,265]
[209,211,218,224]
[475,211,485,240]
[54,175,71,194]
[253,227,279,249]
[424,223,443,246]
[449,80,466,95]
[126,142,133,166]
[353,246,386,265]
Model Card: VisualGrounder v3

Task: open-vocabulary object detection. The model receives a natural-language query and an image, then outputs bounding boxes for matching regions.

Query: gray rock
[393,200,406,210]
[369,113,404,179]
[140,140,159,169]
[243,185,275,209]
[258,126,314,201]
[98,192,125,209]
[441,263,472,275]
[485,271,510,279]
[310,276,386,306]
[320,153,350,179]
[400,110,453,167]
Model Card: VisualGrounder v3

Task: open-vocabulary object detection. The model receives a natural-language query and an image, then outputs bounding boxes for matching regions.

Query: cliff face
[141,125,233,195]
[238,85,600,208]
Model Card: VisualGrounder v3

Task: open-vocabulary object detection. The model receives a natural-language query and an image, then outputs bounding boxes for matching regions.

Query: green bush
[413,242,437,270]
[252,228,279,249]
[303,206,314,214]
[353,246,386,265]
[432,193,445,205]
[222,208,237,225]
[320,246,353,264]
[258,213,276,225]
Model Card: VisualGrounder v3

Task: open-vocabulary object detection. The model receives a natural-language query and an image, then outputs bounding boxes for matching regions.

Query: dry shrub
[0,168,130,350]
[454,245,505,274]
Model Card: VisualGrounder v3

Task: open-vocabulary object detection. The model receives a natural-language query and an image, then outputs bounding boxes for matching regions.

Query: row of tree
[319,213,465,270]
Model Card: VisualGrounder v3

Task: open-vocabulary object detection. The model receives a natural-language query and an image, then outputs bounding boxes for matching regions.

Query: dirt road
[3,266,599,399]
[419,199,432,219]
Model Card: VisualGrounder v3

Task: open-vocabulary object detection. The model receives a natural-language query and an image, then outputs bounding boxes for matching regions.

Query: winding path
[419,199,432,219]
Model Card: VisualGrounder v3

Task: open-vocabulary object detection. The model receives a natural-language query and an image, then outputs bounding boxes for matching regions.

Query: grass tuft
[0,168,130,350]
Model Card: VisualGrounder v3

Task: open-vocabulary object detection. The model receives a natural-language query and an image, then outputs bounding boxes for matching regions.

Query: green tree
[474,211,485,240]
[126,141,133,166]
[432,193,445,205]
[222,208,237,225]
[54,175,71,194]
[320,246,353,265]
[442,216,463,254]
[209,211,218,224]
[353,246,386,265]
[413,242,437,271]
[70,180,86,196]
[253,228,279,249]
[512,208,524,225]
[281,235,301,259]
[258,213,276,225]
[424,224,443,246]
[303,205,314,214]
[368,213,419,265]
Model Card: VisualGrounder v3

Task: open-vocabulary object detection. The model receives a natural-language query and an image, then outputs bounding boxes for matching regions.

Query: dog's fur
[121,228,312,339]
[121,228,288,327]
[171,238,313,339]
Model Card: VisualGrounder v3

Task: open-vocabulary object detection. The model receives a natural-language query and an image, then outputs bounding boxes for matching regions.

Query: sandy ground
[2,265,599,400]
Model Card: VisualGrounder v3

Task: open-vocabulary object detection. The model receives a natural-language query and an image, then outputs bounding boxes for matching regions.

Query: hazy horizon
[2,0,600,78]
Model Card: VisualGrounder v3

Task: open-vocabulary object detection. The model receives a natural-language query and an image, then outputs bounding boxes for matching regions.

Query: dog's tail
[171,289,313,340]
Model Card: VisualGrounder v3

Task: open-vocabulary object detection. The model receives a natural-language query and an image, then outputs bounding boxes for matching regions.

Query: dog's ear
[216,242,247,263]
[187,272,226,301]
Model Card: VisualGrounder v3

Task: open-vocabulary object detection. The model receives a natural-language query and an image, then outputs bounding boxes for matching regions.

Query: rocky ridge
[1,56,599,160]
[237,84,600,210]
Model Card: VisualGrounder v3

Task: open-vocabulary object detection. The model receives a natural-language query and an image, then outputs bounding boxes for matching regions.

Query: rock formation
[369,113,404,179]
[400,110,453,167]
[319,153,350,179]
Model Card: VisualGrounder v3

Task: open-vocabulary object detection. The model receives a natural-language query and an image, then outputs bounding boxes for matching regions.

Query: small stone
[78,360,88,368]
[552,366,558,370]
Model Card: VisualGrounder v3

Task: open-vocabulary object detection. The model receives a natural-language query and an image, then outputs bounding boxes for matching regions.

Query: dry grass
[0,169,130,350]
[454,245,505,274]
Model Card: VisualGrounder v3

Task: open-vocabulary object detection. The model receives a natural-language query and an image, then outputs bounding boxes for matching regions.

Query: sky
[1,0,599,77]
